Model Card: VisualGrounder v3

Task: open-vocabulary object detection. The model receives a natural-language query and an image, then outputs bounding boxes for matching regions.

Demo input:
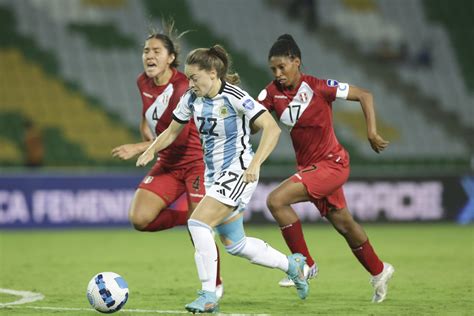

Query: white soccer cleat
[278,263,318,287]
[370,262,395,303]
[216,282,224,300]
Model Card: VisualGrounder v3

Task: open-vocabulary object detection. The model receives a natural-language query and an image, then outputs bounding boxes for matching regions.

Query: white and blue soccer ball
[87,272,129,313]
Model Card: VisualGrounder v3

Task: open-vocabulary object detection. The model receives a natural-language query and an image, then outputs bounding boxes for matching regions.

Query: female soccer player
[111,26,224,297]
[258,34,394,303]
[137,45,309,313]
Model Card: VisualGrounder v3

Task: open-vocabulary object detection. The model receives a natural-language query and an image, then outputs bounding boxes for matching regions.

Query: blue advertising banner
[0,174,140,228]
[0,174,471,228]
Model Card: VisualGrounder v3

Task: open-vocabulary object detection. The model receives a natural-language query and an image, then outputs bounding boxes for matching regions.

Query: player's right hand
[136,150,154,167]
[111,144,141,160]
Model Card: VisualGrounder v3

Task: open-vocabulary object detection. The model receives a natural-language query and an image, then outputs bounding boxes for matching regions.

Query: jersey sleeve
[235,92,267,125]
[256,87,274,112]
[172,91,194,124]
[136,75,148,116]
[316,78,350,102]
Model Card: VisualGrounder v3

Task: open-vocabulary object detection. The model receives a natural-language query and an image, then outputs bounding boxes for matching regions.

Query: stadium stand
[0,3,138,166]
[319,0,473,129]
[185,0,470,163]
[0,0,470,172]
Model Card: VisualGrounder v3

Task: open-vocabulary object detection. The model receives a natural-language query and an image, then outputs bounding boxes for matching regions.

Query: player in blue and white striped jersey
[137,45,309,313]
[173,74,264,196]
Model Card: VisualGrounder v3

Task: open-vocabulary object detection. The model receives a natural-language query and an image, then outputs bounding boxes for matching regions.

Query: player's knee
[266,191,285,212]
[225,237,246,256]
[129,209,151,231]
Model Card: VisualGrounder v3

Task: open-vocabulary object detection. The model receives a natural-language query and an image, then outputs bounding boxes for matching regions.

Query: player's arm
[347,85,389,153]
[111,117,154,160]
[140,117,154,141]
[136,119,185,167]
[244,111,281,183]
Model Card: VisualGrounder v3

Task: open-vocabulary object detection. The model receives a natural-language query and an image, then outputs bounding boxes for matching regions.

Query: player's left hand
[368,133,389,153]
[111,144,141,160]
[243,163,260,183]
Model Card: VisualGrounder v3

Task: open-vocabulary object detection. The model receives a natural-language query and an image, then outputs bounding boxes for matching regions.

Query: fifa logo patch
[219,106,229,117]
[243,99,254,110]
[143,176,154,184]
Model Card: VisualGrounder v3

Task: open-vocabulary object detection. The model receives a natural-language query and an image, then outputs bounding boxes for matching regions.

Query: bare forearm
[251,125,280,165]
[147,129,177,154]
[136,141,153,153]
[359,93,378,137]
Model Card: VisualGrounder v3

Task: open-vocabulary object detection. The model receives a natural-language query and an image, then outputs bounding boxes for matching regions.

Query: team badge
[299,92,308,102]
[219,106,229,117]
[327,79,339,87]
[143,176,154,184]
[243,99,255,110]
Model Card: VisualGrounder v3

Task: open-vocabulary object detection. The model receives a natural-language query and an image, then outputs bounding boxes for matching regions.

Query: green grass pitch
[0,224,473,315]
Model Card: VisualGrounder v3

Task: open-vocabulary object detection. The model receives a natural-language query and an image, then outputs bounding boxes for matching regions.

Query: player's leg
[267,176,317,273]
[215,213,309,299]
[130,164,187,231]
[185,196,234,313]
[183,163,224,299]
[325,205,394,302]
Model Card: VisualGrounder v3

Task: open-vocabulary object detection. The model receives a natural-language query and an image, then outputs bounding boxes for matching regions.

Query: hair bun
[277,34,295,42]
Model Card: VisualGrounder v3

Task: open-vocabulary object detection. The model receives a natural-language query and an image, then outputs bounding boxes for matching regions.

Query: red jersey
[258,74,348,169]
[137,69,203,167]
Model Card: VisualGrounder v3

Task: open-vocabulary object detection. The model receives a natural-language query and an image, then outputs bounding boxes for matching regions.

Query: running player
[258,34,394,303]
[137,44,309,313]
[111,25,223,297]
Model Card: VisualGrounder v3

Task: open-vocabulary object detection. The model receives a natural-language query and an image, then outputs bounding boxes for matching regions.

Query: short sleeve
[317,78,349,101]
[136,75,148,116]
[172,91,194,124]
[257,88,274,111]
[235,93,267,125]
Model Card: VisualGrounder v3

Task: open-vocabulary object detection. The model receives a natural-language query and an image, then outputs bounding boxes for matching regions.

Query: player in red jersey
[258,34,394,303]
[111,25,223,297]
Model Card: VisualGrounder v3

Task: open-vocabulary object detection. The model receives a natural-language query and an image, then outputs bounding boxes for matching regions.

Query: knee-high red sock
[280,220,315,267]
[215,243,222,286]
[351,239,384,275]
[143,209,188,231]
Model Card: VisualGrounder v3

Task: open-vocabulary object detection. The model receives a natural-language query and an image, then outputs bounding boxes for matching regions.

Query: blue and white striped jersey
[173,81,266,186]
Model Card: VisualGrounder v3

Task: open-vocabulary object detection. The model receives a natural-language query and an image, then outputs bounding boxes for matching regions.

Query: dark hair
[146,19,187,68]
[268,34,302,61]
[186,45,240,85]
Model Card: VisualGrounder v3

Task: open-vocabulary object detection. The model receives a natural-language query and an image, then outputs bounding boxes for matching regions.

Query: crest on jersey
[243,99,254,110]
[219,106,229,118]
[327,79,339,87]
[299,92,308,102]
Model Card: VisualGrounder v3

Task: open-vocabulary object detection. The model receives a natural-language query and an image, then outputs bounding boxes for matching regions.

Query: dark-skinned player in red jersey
[257,34,394,303]
[111,24,223,299]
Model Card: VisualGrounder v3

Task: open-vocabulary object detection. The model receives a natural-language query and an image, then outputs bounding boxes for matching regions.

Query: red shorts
[291,154,350,217]
[138,159,205,207]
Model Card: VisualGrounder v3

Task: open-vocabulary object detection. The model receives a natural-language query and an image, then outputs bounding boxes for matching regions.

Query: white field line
[0,288,270,315]
[0,288,44,306]
[3,305,270,315]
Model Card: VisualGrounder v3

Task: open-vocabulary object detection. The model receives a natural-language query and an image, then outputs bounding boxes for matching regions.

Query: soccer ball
[86,272,129,313]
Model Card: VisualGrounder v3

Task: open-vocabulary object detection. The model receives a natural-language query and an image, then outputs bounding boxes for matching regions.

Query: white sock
[238,237,289,272]
[188,219,217,293]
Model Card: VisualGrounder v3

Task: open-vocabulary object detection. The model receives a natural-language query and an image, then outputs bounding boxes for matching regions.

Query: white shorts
[206,169,258,211]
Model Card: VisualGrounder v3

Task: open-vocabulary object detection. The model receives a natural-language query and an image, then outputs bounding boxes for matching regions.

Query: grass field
[0,224,473,315]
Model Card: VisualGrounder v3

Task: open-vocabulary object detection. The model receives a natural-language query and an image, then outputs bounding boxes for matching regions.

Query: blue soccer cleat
[286,253,309,299]
[185,290,219,314]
